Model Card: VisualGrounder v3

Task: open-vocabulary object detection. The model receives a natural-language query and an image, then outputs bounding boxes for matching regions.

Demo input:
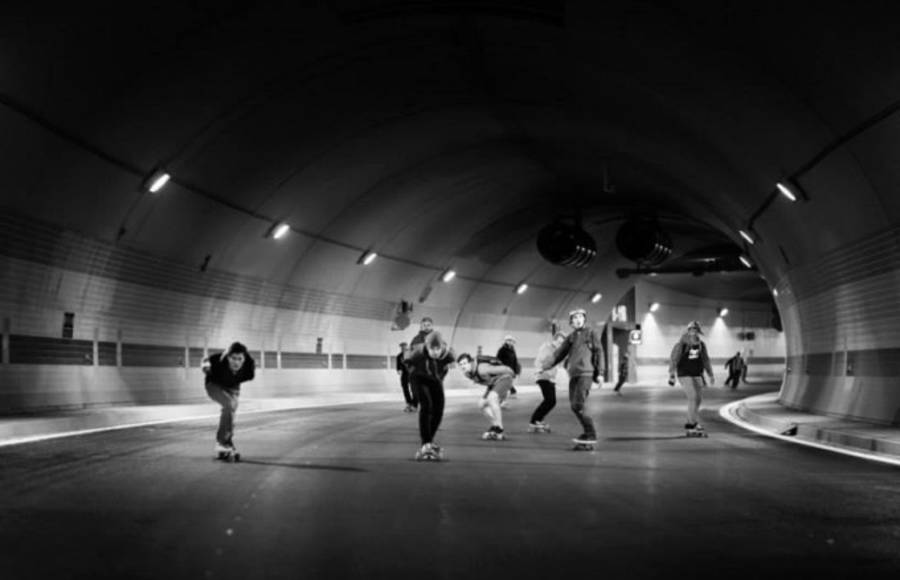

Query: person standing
[530,332,566,432]
[613,350,630,396]
[397,342,417,411]
[406,316,434,417]
[724,351,745,389]
[542,308,604,446]
[457,353,516,440]
[409,317,434,349]
[202,342,256,458]
[668,321,715,436]
[404,331,455,460]
[497,335,520,398]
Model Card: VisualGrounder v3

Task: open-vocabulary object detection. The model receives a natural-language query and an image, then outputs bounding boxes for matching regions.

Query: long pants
[399,373,417,406]
[414,378,445,445]
[569,375,596,438]
[205,383,239,445]
[679,375,705,424]
[725,371,741,388]
[614,373,626,392]
[530,379,557,423]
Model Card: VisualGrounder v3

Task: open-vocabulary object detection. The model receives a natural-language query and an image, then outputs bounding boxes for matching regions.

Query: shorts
[485,375,514,400]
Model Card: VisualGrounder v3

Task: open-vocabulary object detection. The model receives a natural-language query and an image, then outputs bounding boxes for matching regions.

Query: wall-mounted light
[143,168,171,193]
[515,283,528,295]
[649,302,660,313]
[357,250,377,265]
[739,230,755,245]
[590,292,602,304]
[773,288,779,297]
[718,307,729,318]
[441,269,456,283]
[776,182,797,202]
[268,222,291,240]
[739,255,752,268]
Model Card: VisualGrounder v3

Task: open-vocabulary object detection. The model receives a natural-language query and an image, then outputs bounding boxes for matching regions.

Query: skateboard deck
[215,450,241,462]
[572,438,597,451]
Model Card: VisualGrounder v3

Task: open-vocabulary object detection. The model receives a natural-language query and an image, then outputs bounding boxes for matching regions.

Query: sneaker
[574,433,597,444]
[214,442,231,454]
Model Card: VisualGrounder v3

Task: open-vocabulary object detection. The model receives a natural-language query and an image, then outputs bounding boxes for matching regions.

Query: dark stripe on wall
[98,341,117,366]
[122,344,186,367]
[636,357,786,366]
[281,353,329,369]
[9,336,94,365]
[346,355,387,369]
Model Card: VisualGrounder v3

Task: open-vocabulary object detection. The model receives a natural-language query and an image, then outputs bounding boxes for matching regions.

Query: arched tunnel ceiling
[2,1,898,315]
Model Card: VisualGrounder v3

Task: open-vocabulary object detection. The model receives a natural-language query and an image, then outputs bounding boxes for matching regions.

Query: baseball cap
[686,321,703,334]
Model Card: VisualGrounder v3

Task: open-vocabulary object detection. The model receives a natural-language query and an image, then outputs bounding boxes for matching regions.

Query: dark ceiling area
[1,0,896,316]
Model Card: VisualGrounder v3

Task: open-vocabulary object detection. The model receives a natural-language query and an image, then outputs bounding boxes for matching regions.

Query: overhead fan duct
[615,217,672,266]
[537,222,597,268]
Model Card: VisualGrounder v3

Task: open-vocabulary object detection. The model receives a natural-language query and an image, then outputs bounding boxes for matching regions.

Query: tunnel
[1,2,899,578]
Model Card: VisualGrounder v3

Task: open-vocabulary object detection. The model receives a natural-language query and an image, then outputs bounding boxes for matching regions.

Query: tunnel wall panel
[777,225,900,424]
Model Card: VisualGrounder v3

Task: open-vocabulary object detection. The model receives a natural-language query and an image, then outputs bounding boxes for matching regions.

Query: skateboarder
[541,308,604,448]
[457,353,516,440]
[396,342,417,411]
[530,332,566,432]
[613,350,630,395]
[404,331,455,460]
[668,321,715,436]
[724,351,745,389]
[497,335,521,398]
[406,317,434,418]
[202,341,256,459]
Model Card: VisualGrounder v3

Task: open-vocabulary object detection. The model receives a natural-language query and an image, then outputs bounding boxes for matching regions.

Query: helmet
[568,308,587,321]
[686,321,703,335]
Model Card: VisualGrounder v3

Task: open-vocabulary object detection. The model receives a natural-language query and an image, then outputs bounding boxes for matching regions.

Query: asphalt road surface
[2,381,898,579]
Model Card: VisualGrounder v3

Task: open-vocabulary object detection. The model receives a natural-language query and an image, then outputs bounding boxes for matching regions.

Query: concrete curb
[720,392,900,468]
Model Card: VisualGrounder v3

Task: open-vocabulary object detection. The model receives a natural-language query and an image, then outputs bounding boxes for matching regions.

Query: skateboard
[572,438,597,451]
[685,425,708,438]
[482,430,507,441]
[528,423,551,433]
[415,447,443,461]
[215,449,241,462]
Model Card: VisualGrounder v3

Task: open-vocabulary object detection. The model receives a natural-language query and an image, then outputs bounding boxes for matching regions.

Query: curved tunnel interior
[1,2,899,425]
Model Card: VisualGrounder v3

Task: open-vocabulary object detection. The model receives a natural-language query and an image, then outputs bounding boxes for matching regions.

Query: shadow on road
[239,459,367,472]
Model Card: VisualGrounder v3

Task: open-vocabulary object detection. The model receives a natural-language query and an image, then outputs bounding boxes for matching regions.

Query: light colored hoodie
[533,341,560,382]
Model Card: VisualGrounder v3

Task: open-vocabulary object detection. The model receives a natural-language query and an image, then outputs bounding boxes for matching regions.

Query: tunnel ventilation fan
[536,222,597,268]
[615,217,672,266]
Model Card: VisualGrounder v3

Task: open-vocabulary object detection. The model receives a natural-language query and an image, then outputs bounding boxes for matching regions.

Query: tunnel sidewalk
[720,391,900,467]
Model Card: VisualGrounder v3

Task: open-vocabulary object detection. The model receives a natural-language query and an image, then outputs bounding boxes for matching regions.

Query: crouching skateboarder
[203,342,256,461]
[404,331,456,461]
[457,353,516,441]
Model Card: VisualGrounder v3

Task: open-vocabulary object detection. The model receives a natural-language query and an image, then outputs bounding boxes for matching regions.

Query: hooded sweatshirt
[205,352,255,391]
[404,343,455,383]
[547,326,603,379]
[533,341,560,382]
[668,334,712,378]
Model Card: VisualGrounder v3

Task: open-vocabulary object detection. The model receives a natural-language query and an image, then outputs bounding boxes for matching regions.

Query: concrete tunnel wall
[0,4,900,424]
